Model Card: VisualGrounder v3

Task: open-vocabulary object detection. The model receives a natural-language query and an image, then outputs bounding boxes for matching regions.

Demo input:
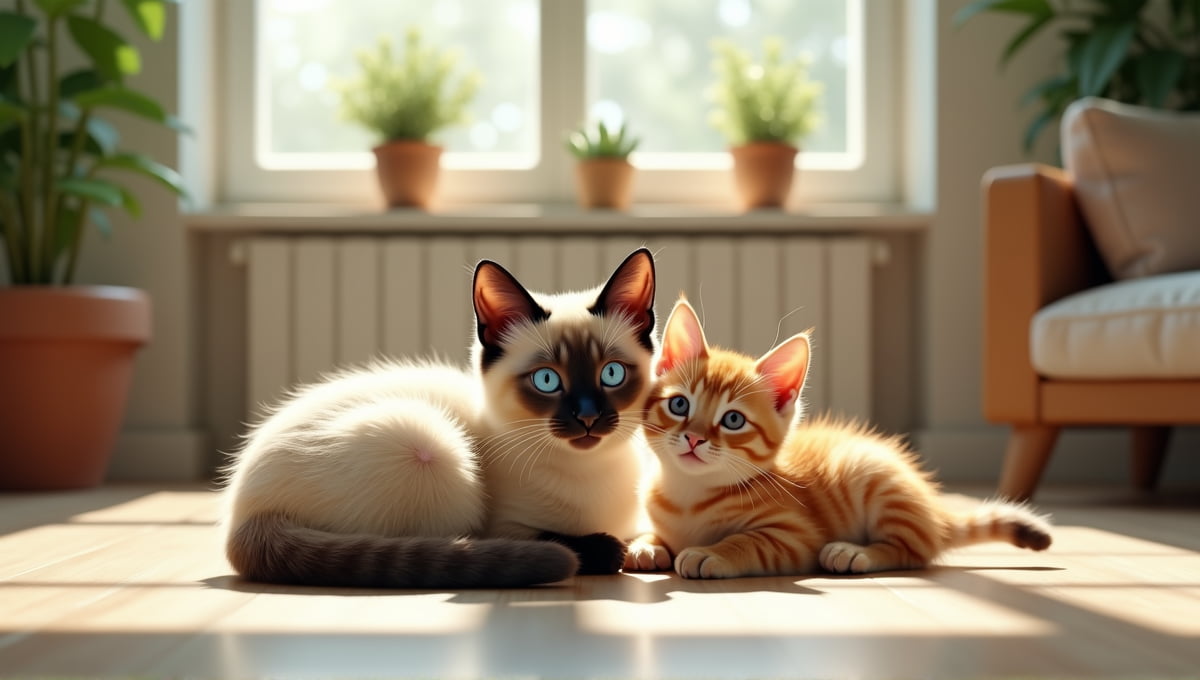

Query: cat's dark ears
[473,260,548,349]
[591,248,656,350]
[756,333,811,412]
[658,297,708,375]
[473,249,654,352]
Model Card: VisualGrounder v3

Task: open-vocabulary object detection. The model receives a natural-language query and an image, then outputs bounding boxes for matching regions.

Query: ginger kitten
[626,298,1051,578]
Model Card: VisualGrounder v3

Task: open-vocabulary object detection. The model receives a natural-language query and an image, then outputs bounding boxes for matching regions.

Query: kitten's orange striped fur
[625,298,1051,579]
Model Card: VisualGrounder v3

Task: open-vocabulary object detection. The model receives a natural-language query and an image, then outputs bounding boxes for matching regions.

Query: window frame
[219,0,902,206]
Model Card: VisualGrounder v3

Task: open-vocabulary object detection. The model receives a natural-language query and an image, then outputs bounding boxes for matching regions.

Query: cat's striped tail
[227,513,580,588]
[944,500,1053,552]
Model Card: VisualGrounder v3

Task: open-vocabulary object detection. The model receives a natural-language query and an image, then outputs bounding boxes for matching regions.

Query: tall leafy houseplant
[956,0,1200,150]
[334,27,481,209]
[565,120,640,210]
[0,0,187,284]
[0,0,185,490]
[710,37,822,209]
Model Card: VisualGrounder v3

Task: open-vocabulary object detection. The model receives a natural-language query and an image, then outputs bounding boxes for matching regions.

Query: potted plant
[956,0,1200,151]
[709,37,822,210]
[565,120,640,210]
[334,27,481,210]
[0,0,187,490]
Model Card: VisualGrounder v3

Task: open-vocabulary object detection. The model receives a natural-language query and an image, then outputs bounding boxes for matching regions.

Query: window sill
[184,201,931,234]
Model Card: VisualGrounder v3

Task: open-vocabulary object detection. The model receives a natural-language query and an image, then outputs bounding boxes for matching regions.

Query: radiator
[245,234,876,420]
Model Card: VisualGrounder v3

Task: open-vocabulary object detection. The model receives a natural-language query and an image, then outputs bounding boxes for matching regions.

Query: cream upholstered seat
[1031,270,1200,380]
[982,98,1200,501]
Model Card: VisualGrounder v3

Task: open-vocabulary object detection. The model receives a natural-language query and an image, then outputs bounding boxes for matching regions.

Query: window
[257,0,539,169]
[588,0,855,165]
[220,0,900,205]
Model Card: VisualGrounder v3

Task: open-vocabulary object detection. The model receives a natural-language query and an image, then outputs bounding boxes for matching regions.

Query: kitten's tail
[943,500,1053,552]
[227,513,580,589]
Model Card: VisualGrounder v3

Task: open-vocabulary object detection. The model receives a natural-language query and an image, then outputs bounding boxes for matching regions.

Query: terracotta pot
[0,286,151,490]
[372,140,443,210]
[730,142,799,210]
[575,158,635,210]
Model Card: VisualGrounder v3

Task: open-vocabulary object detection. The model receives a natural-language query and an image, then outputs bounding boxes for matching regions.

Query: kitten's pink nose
[685,433,706,450]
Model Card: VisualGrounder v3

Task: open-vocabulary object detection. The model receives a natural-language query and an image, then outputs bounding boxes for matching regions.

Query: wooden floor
[1,485,1198,679]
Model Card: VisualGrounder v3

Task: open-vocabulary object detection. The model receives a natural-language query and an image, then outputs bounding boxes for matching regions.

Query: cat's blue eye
[600,361,626,387]
[531,368,562,393]
[667,395,689,416]
[721,410,746,430]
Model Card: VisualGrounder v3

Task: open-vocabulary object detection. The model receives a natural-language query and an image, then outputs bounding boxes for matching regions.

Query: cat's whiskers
[720,458,768,510]
[638,422,668,435]
[518,431,556,485]
[720,453,804,508]
[494,431,554,476]
[531,326,560,364]
[479,421,549,451]
[769,305,806,350]
[599,313,622,357]
[731,476,756,511]
[482,423,554,474]
[486,422,553,477]
[730,379,776,402]
[756,469,807,507]
[477,419,543,440]
[508,323,558,366]
[478,419,547,444]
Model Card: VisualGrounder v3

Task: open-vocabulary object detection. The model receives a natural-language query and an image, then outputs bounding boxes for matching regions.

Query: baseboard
[109,428,211,482]
[914,425,1200,486]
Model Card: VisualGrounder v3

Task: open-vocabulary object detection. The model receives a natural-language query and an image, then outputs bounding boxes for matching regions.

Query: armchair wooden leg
[998,425,1060,502]
[1131,426,1171,492]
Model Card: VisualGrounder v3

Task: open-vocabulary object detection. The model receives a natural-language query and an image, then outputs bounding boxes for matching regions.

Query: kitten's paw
[675,547,734,579]
[819,541,873,574]
[624,540,672,571]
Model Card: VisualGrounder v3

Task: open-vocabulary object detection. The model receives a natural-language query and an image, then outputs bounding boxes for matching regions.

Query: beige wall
[91,1,1199,486]
[73,11,206,480]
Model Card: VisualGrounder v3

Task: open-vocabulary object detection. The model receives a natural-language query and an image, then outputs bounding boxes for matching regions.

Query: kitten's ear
[658,297,708,375]
[473,260,549,348]
[755,333,811,412]
[591,248,656,349]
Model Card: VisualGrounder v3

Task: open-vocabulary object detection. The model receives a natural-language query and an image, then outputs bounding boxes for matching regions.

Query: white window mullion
[540,0,587,203]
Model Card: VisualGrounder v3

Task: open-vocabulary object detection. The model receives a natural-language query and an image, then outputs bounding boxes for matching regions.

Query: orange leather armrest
[981,163,1104,424]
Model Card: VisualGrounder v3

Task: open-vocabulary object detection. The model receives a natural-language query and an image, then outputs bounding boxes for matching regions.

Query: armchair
[983,162,1200,501]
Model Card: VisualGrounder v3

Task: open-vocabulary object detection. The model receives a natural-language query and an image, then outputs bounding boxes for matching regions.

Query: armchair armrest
[981,163,1108,423]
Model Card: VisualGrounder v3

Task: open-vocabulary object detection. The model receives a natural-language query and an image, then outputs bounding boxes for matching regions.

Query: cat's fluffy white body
[223,296,647,544]
[220,250,657,588]
[223,362,490,542]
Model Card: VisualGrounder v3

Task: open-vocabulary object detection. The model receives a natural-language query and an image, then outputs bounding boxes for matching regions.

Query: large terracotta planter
[730,142,799,210]
[0,286,151,490]
[372,140,443,210]
[575,158,635,210]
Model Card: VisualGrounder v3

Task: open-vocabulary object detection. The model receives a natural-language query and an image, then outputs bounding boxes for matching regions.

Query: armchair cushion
[1031,270,1200,379]
[1062,97,1200,280]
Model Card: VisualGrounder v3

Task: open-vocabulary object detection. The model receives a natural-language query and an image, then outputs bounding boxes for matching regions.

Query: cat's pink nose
[685,433,706,450]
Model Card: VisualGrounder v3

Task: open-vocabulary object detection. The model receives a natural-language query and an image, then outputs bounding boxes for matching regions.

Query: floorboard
[0,485,1197,678]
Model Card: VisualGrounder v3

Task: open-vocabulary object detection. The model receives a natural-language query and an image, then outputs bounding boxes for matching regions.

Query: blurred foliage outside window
[259,0,851,166]
[588,0,849,157]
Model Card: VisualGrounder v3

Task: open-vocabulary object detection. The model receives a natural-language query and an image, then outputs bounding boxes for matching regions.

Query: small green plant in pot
[334,27,481,210]
[956,0,1200,151]
[710,37,821,210]
[565,120,640,210]
[0,0,187,489]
